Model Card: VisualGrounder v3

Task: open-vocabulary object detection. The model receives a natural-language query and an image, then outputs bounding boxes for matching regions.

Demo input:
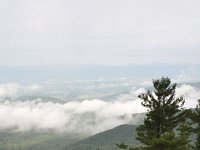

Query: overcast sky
[0,0,200,66]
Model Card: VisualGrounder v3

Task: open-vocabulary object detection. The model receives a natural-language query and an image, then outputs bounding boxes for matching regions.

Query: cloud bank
[0,83,41,97]
[176,84,200,108]
[0,99,146,134]
[0,84,199,134]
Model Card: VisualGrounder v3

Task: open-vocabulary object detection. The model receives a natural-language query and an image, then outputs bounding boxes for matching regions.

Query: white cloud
[176,84,200,108]
[0,83,41,97]
[0,82,199,135]
[141,80,152,87]
[0,99,146,134]
[118,87,146,101]
[173,70,200,83]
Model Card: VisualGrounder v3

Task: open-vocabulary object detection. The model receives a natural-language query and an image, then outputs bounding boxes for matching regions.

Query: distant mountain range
[0,64,199,82]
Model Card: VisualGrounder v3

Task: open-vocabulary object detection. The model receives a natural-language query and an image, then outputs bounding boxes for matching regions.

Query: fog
[0,83,41,97]
[0,83,199,134]
[0,99,145,134]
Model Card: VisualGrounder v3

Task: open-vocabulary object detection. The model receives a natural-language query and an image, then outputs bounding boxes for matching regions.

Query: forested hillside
[67,124,140,150]
[0,131,84,150]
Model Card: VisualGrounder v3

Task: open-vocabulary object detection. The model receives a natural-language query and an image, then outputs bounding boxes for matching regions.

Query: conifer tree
[136,77,189,150]
[190,99,200,150]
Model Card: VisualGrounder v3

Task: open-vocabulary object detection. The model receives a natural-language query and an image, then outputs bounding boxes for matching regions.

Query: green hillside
[0,131,85,150]
[0,124,141,150]
[67,124,141,150]
[0,112,146,150]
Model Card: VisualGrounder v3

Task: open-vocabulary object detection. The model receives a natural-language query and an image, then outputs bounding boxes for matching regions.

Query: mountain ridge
[67,124,140,150]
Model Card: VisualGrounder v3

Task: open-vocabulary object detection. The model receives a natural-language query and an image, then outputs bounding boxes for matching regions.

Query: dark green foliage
[116,143,128,149]
[116,143,143,150]
[194,100,200,150]
[136,77,190,149]
[196,131,200,149]
[189,99,200,150]
[116,143,145,150]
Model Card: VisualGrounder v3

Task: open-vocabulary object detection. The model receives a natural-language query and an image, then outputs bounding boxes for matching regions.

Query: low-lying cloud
[0,83,199,135]
[0,83,41,97]
[0,99,146,134]
[176,84,200,108]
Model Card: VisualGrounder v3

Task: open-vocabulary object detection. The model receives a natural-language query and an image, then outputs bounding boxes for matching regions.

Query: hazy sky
[0,0,200,66]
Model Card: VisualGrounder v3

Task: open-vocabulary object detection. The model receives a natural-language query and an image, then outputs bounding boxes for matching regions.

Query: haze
[0,0,200,135]
[0,0,200,66]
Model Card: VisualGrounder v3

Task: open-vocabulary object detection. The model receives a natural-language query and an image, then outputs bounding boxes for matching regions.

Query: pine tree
[190,99,200,150]
[136,77,190,150]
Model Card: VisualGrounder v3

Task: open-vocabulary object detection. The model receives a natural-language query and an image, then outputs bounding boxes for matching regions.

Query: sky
[0,0,200,66]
